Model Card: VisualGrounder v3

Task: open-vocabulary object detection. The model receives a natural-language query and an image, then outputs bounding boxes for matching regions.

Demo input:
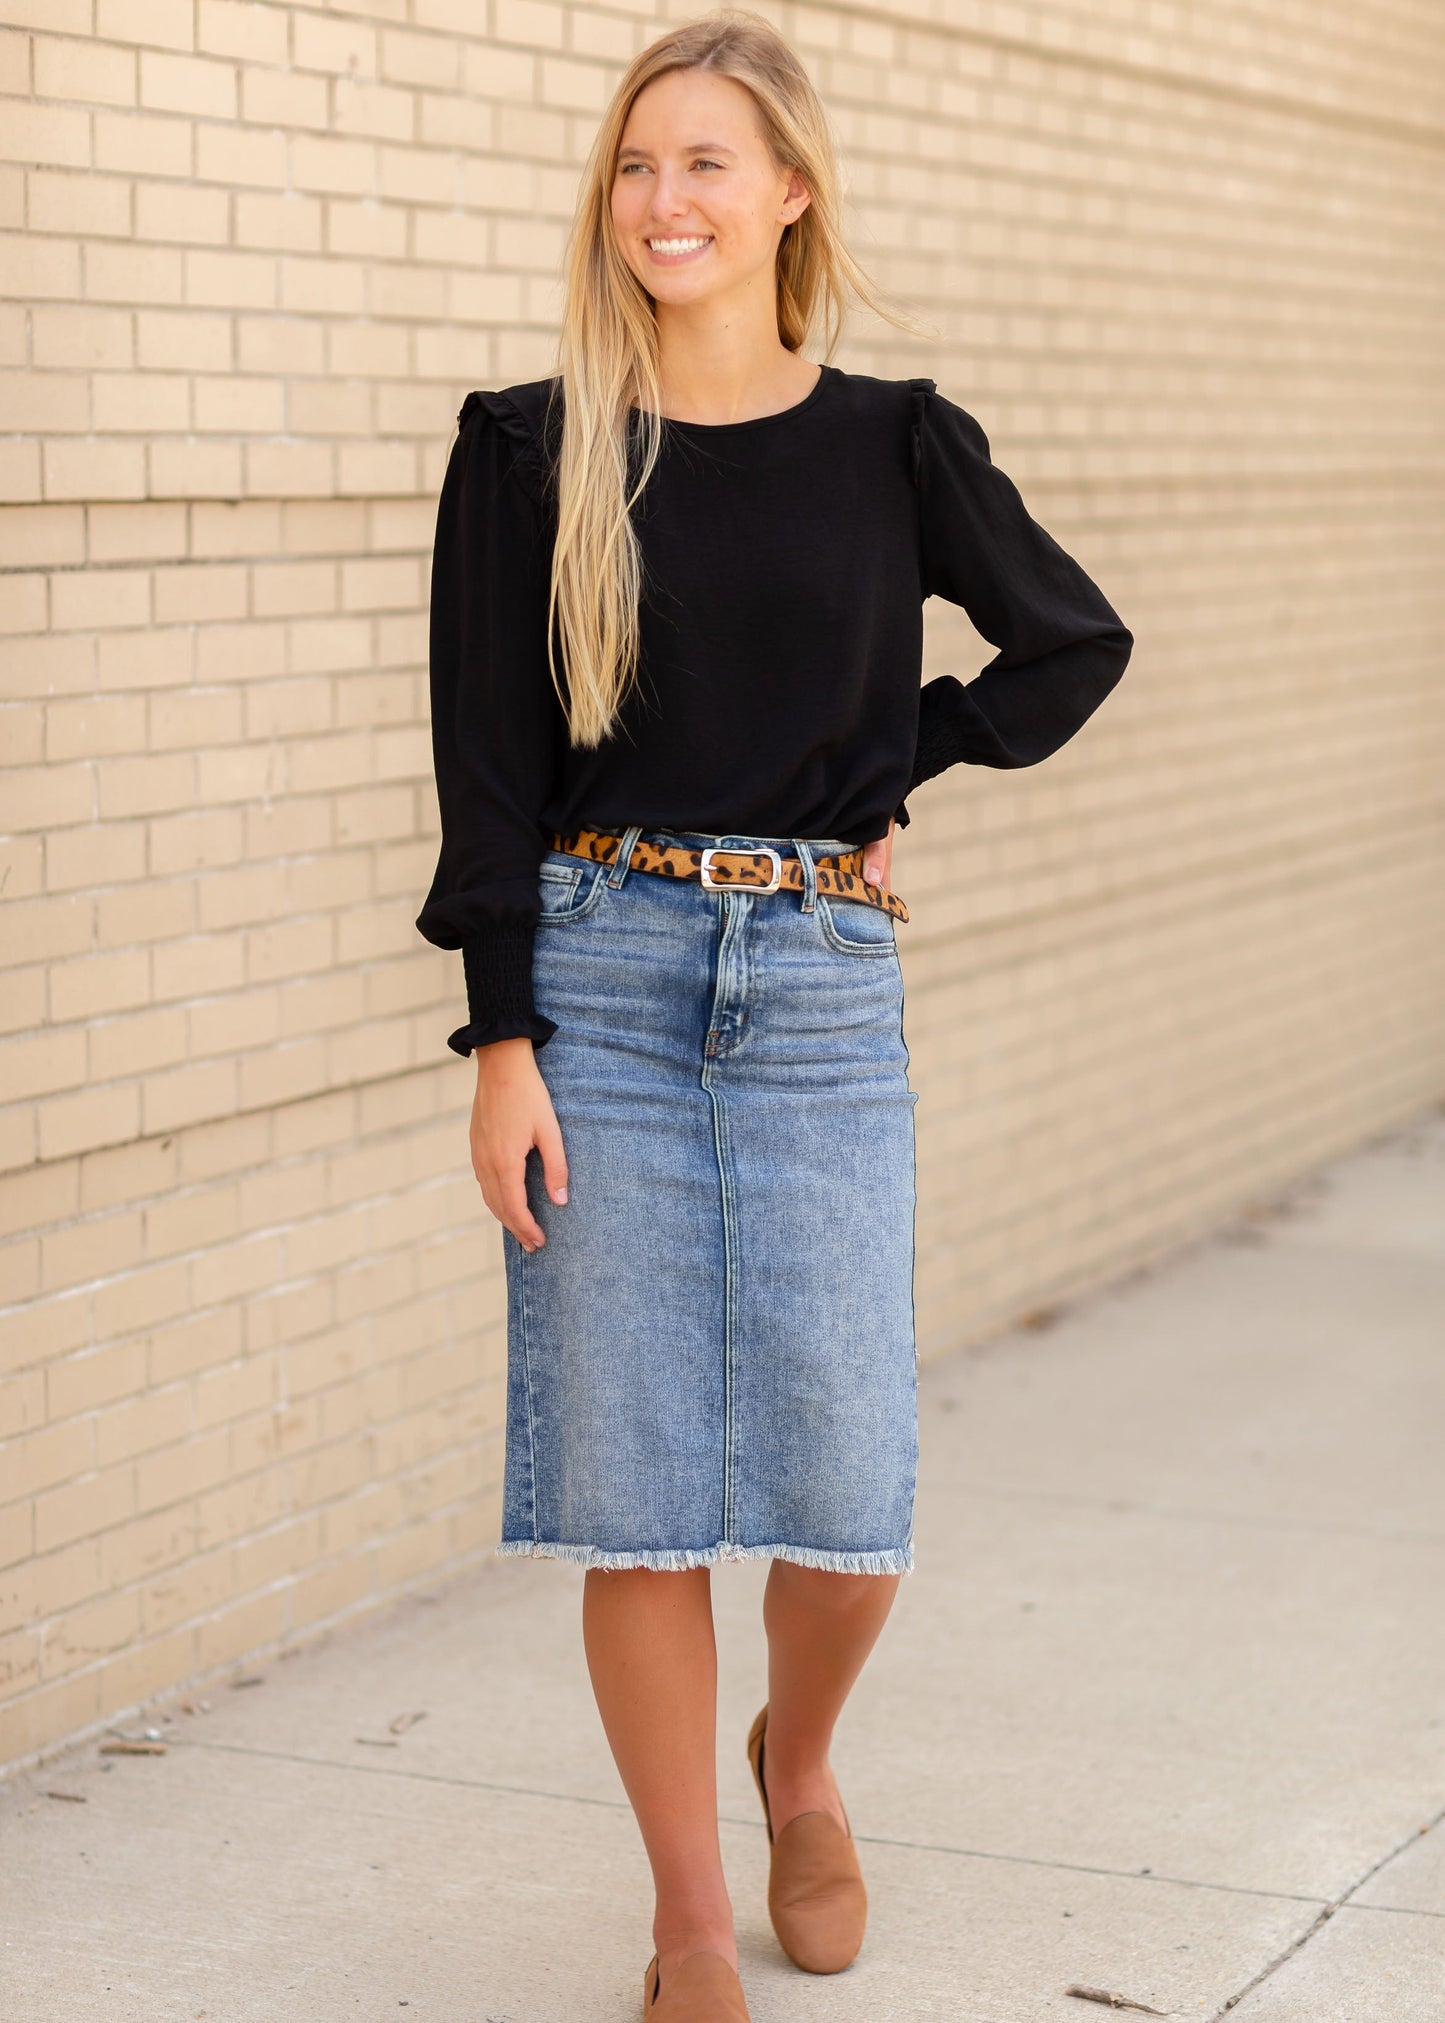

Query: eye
[617,158,724,175]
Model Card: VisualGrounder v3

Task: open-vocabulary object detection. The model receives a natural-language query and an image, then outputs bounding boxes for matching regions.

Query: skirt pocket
[537,853,611,924]
[815,890,899,957]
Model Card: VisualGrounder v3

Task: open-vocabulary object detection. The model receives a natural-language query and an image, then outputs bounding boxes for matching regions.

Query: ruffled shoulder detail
[456,379,562,506]
[906,377,938,488]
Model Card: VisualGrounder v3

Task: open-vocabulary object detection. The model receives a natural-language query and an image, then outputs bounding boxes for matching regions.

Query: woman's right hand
[470,1039,570,1252]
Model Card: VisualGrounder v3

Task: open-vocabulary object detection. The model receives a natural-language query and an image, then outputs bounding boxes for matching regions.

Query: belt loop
[607,823,644,888]
[794,838,818,914]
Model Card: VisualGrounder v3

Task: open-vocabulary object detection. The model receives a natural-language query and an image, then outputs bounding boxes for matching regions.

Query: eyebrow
[617,142,737,159]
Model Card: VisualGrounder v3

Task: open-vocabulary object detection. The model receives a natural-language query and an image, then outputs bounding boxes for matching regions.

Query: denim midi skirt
[497,826,920,1576]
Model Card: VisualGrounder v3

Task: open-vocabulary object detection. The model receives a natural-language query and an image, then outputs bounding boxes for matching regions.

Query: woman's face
[611,67,810,307]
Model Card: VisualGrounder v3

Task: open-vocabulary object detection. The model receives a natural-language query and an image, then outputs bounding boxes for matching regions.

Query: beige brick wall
[2,0,1443,1771]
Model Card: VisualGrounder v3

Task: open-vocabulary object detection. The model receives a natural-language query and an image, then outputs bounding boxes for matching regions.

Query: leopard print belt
[549,827,910,925]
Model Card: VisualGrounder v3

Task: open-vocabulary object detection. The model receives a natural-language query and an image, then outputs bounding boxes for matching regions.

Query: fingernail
[554,1186,568,1204]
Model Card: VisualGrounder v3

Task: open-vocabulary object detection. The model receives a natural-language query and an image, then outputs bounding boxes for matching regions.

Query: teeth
[649,236,711,253]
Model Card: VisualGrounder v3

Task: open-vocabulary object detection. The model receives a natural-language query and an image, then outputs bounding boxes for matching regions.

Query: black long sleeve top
[416,363,1133,1058]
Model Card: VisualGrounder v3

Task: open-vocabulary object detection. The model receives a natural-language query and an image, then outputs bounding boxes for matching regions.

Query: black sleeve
[414,391,562,1058]
[894,381,1133,827]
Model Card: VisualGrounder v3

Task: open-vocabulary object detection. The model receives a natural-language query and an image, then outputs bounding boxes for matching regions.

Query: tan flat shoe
[642,1949,751,2020]
[746,1702,867,1973]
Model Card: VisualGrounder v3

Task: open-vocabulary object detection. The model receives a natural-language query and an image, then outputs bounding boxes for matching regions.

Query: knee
[771,1562,883,1612]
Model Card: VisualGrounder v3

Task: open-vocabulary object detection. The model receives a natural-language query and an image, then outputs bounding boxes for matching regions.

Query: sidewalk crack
[1210,1798,1445,2018]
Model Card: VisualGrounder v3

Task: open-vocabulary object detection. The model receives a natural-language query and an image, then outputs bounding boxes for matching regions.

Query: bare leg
[758,1564,903,1834]
[582,1566,737,1980]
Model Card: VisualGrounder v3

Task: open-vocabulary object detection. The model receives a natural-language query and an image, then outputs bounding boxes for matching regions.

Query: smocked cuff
[446,1011,559,1058]
[907,680,974,794]
[449,923,558,1057]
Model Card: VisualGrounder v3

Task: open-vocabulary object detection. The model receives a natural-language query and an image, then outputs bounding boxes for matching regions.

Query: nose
[646,169,692,220]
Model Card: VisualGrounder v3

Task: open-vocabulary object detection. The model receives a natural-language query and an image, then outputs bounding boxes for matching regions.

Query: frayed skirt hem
[496,1537,914,1575]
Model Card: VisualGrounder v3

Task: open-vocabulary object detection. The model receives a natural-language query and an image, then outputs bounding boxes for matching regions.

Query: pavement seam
[169,1736,1336,1910]
[1332,1900,1445,1922]
[1208,1798,1445,2017]
[937,1481,1445,1547]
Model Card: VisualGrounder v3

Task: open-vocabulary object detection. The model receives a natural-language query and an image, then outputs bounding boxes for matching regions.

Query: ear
[782,168,812,227]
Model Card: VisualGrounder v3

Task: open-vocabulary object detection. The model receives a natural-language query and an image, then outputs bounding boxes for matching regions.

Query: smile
[647,236,714,262]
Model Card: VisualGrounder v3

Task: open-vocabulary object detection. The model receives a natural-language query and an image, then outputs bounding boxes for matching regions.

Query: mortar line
[797,0,1445,156]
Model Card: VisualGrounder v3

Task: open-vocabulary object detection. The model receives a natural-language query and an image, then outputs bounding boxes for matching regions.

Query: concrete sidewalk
[5,1107,1444,2022]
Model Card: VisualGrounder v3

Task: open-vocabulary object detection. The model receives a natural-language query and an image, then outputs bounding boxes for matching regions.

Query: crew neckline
[649,362,837,435]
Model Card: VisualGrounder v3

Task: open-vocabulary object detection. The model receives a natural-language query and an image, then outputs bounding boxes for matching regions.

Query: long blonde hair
[541,8,932,747]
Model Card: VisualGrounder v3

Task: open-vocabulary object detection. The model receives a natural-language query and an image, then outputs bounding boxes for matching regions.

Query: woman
[417,12,1132,2019]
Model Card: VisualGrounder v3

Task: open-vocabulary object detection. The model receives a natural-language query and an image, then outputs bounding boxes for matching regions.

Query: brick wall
[3,0,1443,1770]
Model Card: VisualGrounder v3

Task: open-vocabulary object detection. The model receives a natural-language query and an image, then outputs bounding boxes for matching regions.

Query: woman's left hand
[862,818,895,890]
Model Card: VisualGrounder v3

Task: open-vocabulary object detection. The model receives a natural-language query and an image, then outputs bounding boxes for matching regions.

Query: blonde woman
[417,11,1132,2018]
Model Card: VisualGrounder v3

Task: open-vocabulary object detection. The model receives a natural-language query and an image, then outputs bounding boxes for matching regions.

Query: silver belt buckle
[699,844,783,895]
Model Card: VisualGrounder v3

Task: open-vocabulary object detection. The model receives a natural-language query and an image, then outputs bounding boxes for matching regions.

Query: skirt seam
[706,1060,740,1545]
[517,1239,541,1545]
